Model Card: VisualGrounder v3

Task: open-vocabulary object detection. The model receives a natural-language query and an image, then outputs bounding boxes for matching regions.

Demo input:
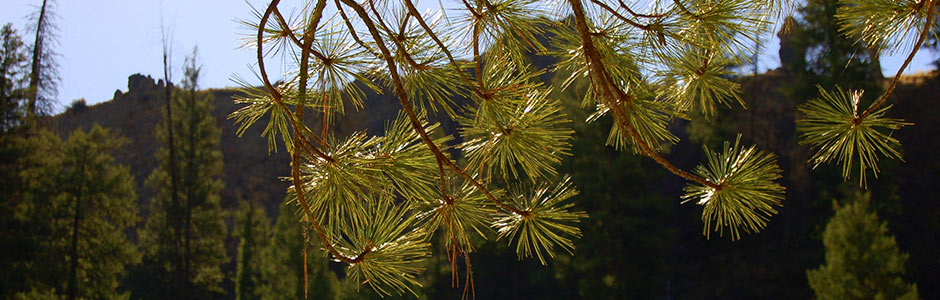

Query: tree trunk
[66,148,86,300]
[161,38,184,300]
[27,0,48,121]
[182,85,198,299]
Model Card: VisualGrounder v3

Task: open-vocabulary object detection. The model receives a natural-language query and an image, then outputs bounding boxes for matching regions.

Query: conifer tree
[807,193,919,300]
[232,0,938,295]
[0,128,58,298]
[0,23,28,133]
[139,49,227,299]
[258,203,347,300]
[234,198,272,300]
[1,126,138,299]
[56,125,139,300]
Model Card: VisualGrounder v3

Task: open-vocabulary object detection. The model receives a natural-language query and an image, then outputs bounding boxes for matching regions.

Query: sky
[1,0,937,113]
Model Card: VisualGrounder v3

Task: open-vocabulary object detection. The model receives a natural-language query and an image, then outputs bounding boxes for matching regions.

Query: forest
[2,0,939,299]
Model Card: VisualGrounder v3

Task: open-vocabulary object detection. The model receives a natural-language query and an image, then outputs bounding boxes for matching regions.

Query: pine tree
[234,198,272,300]
[807,193,919,300]
[232,0,938,295]
[55,125,140,300]
[139,49,227,299]
[0,29,35,289]
[0,23,29,133]
[0,129,60,298]
[0,126,138,299]
[258,203,348,300]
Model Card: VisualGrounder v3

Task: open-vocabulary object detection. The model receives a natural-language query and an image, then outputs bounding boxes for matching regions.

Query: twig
[400,0,486,98]
[271,4,331,65]
[857,0,936,122]
[587,0,653,31]
[672,0,703,20]
[334,0,383,58]
[338,0,530,216]
[258,0,364,264]
[619,0,668,18]
[568,0,720,190]
[367,0,427,70]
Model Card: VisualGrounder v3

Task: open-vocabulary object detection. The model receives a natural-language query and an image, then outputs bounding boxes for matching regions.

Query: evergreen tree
[807,193,919,300]
[258,203,347,300]
[0,23,28,133]
[55,125,140,300]
[0,28,33,292]
[138,50,227,299]
[0,129,61,298]
[1,126,138,299]
[234,198,272,300]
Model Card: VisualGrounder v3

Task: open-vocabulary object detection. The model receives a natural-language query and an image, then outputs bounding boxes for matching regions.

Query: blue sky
[2,0,937,112]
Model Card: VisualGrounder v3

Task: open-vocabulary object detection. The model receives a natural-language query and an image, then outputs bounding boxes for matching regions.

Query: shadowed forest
[2,0,940,299]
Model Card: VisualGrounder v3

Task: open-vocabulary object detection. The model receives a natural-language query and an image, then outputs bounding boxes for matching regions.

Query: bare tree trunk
[182,74,198,300]
[27,0,48,122]
[161,27,184,299]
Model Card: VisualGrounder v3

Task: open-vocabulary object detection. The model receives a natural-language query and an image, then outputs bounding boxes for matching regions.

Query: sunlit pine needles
[459,60,574,181]
[548,16,676,153]
[381,8,466,117]
[494,176,587,265]
[797,86,910,187]
[416,180,495,253]
[302,27,379,118]
[339,198,430,297]
[672,0,768,54]
[229,76,294,153]
[837,0,931,54]
[661,47,744,118]
[682,135,784,240]
[453,0,549,67]
[291,112,444,226]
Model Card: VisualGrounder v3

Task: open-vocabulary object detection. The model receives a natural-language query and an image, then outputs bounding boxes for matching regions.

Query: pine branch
[494,176,587,264]
[337,0,530,217]
[856,0,936,122]
[256,0,360,265]
[566,0,720,190]
[682,135,785,240]
[271,4,330,65]
[587,0,654,31]
[797,86,910,187]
